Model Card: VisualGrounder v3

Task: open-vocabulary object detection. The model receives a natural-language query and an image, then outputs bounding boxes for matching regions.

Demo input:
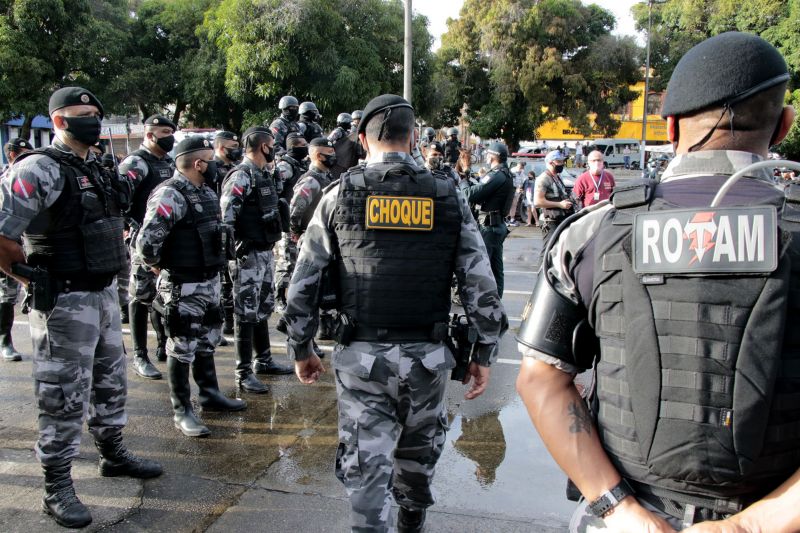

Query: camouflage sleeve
[284,185,339,361]
[0,154,65,239]
[118,154,150,193]
[452,189,509,365]
[288,176,319,235]
[136,185,188,266]
[219,169,252,226]
[270,120,286,150]
[327,128,342,143]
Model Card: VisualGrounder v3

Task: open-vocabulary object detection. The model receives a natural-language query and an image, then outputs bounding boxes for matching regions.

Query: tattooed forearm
[567,400,593,435]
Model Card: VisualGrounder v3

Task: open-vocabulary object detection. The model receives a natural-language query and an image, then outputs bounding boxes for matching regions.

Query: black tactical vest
[20,147,127,280]
[212,158,234,196]
[279,156,308,202]
[589,181,800,510]
[478,165,515,217]
[331,128,356,181]
[296,168,331,234]
[158,178,225,278]
[223,163,281,248]
[333,163,462,328]
[300,119,324,142]
[129,148,174,224]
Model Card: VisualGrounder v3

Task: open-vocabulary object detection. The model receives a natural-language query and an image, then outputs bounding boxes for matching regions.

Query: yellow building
[535,79,668,142]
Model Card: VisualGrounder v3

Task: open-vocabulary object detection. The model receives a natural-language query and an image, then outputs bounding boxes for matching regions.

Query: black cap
[309,137,334,148]
[174,136,214,158]
[6,138,32,152]
[286,132,304,142]
[661,32,790,118]
[357,94,414,136]
[242,126,273,143]
[49,86,104,118]
[144,114,176,130]
[215,131,239,142]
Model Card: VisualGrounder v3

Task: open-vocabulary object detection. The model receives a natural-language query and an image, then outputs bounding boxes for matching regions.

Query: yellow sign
[365,195,434,231]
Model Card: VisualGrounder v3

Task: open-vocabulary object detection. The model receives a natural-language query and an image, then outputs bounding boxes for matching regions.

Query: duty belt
[162,268,221,284]
[478,211,505,227]
[352,323,448,343]
[53,274,116,293]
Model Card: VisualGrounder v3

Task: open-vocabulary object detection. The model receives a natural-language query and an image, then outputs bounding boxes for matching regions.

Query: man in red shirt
[572,150,616,208]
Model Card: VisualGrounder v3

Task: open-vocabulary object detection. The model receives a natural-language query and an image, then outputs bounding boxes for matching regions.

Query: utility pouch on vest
[334,313,356,346]
[12,263,54,314]
[80,217,126,275]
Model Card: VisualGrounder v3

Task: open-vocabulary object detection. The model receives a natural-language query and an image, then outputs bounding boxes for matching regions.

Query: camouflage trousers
[129,259,158,304]
[30,284,127,466]
[116,251,131,308]
[156,272,222,364]
[274,234,298,292]
[569,498,683,532]
[228,248,274,323]
[0,271,21,304]
[333,341,452,532]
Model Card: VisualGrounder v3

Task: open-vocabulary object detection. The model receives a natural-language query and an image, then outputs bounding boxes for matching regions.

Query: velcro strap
[651,301,749,327]
[660,400,731,426]
[602,252,627,272]
[612,183,650,209]
[600,428,641,459]
[599,285,623,303]
[658,335,730,361]
[662,369,729,393]
[600,402,636,427]
[349,169,366,188]
[785,183,800,203]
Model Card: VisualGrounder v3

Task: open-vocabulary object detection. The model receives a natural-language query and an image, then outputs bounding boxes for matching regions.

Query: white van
[587,139,639,168]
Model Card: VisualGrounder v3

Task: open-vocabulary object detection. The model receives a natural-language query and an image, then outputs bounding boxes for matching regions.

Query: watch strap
[588,479,635,518]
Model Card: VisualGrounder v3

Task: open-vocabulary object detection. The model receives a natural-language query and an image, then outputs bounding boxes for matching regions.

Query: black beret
[309,137,333,148]
[286,132,304,142]
[144,114,176,130]
[49,86,104,118]
[242,126,274,142]
[174,136,213,158]
[215,131,239,142]
[6,138,32,152]
[357,94,414,135]
[661,32,790,118]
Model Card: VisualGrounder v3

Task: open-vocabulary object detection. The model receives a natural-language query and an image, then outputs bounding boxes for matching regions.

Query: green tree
[437,0,641,150]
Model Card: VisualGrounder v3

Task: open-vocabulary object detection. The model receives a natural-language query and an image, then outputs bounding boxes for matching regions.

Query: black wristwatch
[588,479,635,518]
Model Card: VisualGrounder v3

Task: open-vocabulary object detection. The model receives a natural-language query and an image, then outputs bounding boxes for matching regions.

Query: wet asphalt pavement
[0,224,577,532]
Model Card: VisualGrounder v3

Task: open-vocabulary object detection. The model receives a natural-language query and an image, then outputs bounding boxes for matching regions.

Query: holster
[12,264,55,314]
[333,313,356,345]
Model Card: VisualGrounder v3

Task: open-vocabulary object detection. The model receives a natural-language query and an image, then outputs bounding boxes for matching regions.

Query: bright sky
[414,0,642,50]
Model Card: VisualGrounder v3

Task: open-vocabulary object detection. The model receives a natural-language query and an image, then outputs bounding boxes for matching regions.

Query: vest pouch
[80,217,127,275]
[196,220,224,269]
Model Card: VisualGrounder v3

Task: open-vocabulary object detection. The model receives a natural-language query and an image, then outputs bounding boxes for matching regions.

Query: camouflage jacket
[219,156,277,230]
[288,163,332,236]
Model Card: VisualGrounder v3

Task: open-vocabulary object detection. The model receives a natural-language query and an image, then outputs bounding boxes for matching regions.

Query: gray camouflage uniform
[0,167,21,305]
[136,173,222,363]
[285,152,508,532]
[274,157,307,296]
[0,142,128,465]
[220,157,276,322]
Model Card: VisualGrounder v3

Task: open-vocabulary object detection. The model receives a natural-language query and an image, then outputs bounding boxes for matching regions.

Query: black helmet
[448,127,459,137]
[422,127,435,141]
[337,113,353,126]
[299,101,318,116]
[279,95,299,110]
[486,141,508,161]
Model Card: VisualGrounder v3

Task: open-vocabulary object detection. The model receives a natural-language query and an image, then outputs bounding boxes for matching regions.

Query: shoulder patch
[365,195,434,231]
[632,206,778,274]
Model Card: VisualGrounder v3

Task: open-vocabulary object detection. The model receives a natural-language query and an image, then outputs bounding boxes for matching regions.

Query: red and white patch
[156,202,172,218]
[299,186,311,198]
[12,178,34,199]
[231,184,243,197]
[126,170,139,181]
[271,127,279,135]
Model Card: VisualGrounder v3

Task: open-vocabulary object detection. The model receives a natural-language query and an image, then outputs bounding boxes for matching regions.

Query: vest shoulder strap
[611,180,655,209]
[782,183,800,224]
[16,146,65,165]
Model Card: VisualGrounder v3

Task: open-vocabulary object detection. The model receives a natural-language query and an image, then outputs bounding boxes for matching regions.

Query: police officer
[298,101,324,142]
[138,136,246,438]
[425,140,460,185]
[213,131,242,341]
[289,137,336,340]
[444,127,461,166]
[274,133,309,311]
[328,112,356,180]
[516,32,800,532]
[285,94,508,532]
[534,149,573,246]
[351,109,363,131]
[463,142,515,296]
[0,87,162,528]
[120,114,177,380]
[0,138,31,361]
[269,95,301,154]
[220,126,293,394]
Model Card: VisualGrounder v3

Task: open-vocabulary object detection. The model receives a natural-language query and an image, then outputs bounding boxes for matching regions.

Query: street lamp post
[640,0,655,173]
[404,0,413,104]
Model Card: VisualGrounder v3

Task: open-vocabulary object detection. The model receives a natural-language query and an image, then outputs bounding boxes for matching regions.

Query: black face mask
[155,134,175,153]
[225,147,243,162]
[263,146,275,163]
[554,164,565,174]
[284,109,299,122]
[201,160,217,183]
[321,154,337,169]
[288,146,308,160]
[64,116,102,146]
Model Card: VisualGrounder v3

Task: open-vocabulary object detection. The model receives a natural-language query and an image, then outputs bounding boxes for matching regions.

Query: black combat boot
[234,320,269,394]
[192,352,247,411]
[275,286,287,314]
[223,306,235,336]
[0,302,22,361]
[168,357,210,437]
[42,463,92,528]
[397,507,426,533]
[95,433,163,478]
[149,306,168,362]
[252,320,293,375]
[317,311,336,341]
[276,315,288,334]
[120,302,129,324]
[130,302,161,379]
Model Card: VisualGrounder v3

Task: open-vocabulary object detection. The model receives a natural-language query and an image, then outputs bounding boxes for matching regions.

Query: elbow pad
[515,271,597,370]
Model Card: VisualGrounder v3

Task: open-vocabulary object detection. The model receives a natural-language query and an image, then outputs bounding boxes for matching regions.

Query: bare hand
[560,200,573,210]
[462,362,490,400]
[0,236,26,282]
[603,498,677,533]
[150,267,161,276]
[683,518,749,533]
[295,354,325,384]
